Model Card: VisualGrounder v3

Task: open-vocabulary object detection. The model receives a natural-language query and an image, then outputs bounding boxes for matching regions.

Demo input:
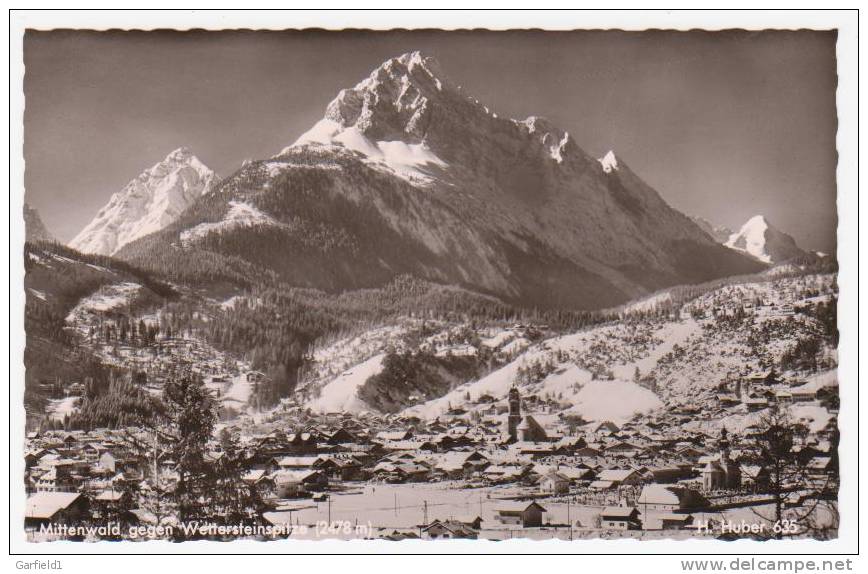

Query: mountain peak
[69,148,219,255]
[725,214,806,264]
[285,51,586,177]
[319,51,450,141]
[165,146,194,161]
[745,214,769,227]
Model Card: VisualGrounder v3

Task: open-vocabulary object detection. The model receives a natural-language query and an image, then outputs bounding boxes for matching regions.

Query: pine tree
[161,369,217,529]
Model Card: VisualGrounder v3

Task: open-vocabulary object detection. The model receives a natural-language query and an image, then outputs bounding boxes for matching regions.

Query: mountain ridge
[116,51,765,309]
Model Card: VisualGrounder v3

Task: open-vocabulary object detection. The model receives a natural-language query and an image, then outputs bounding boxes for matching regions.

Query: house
[604,441,645,456]
[318,456,364,481]
[732,464,765,496]
[376,430,414,442]
[599,506,642,531]
[573,446,602,457]
[421,519,478,540]
[32,466,76,493]
[591,468,643,489]
[273,470,327,498]
[744,396,769,412]
[90,490,133,523]
[453,515,484,530]
[539,470,570,495]
[637,485,708,512]
[557,466,595,483]
[482,464,528,484]
[434,451,489,479]
[660,513,694,530]
[494,501,547,528]
[791,386,818,403]
[391,463,430,483]
[806,456,834,476]
[284,432,319,454]
[25,492,88,529]
[269,455,323,472]
[382,440,437,453]
[326,428,357,445]
[510,442,555,458]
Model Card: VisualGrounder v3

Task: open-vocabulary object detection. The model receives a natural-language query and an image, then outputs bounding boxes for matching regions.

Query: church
[504,386,549,443]
[701,428,742,491]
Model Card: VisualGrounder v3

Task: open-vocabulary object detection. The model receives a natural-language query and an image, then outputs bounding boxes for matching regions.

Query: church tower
[507,386,522,441]
[719,428,742,490]
[719,428,731,463]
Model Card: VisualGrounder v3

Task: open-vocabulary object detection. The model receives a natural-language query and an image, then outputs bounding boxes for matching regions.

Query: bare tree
[746,406,838,539]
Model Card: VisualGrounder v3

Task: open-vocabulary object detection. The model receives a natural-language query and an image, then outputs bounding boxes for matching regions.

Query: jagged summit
[69,147,219,256]
[283,52,582,179]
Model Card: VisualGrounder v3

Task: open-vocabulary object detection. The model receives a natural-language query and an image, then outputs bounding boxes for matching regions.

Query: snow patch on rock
[286,119,447,184]
[599,150,619,173]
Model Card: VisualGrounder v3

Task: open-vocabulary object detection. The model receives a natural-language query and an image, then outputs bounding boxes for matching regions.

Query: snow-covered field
[306,354,384,414]
[565,380,663,424]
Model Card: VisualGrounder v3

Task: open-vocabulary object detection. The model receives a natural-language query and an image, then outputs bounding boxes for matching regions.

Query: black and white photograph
[7,9,860,560]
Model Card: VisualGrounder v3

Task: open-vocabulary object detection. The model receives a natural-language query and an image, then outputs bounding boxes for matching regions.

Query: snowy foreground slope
[70,147,219,256]
[295,272,837,426]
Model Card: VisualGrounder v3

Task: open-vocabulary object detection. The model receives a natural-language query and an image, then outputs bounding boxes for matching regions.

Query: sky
[23,29,838,252]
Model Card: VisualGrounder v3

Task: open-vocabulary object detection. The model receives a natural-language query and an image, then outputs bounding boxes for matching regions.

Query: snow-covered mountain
[724,215,808,264]
[23,203,55,242]
[118,52,763,309]
[69,147,219,256]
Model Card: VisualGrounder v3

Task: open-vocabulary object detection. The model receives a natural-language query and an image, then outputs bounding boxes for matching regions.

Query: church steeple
[719,427,731,463]
[506,386,522,441]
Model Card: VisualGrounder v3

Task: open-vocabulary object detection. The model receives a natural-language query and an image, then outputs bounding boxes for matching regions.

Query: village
[25,369,839,541]
[24,271,840,541]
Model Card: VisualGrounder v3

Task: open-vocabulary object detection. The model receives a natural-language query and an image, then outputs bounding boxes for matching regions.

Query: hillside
[23,241,176,425]
[292,270,837,423]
